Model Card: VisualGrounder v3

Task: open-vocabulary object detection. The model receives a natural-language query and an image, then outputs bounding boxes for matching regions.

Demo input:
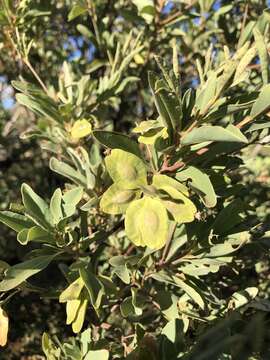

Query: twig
[157,0,166,13]
[23,58,51,97]
[160,114,254,174]
[236,116,253,128]
[158,0,198,27]
[160,160,185,173]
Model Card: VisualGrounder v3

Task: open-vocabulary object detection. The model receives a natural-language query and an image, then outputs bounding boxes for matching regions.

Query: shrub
[0,1,270,359]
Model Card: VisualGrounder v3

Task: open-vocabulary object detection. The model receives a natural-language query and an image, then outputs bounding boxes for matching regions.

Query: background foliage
[0,0,270,359]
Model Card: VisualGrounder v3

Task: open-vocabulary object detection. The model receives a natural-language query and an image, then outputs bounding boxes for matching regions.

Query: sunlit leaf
[0,211,33,233]
[93,130,141,157]
[68,4,87,21]
[152,174,189,196]
[105,149,147,189]
[125,197,169,249]
[0,308,8,347]
[181,125,248,145]
[80,268,104,309]
[0,253,60,291]
[21,183,53,230]
[66,299,81,325]
[100,184,140,214]
[176,166,217,208]
[59,277,85,303]
[70,119,92,139]
[72,298,88,333]
[250,84,270,119]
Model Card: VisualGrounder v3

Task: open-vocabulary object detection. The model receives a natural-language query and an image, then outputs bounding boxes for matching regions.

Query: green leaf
[85,349,109,360]
[100,184,140,214]
[152,178,196,223]
[63,186,83,205]
[233,46,257,84]
[154,291,179,321]
[133,120,168,145]
[199,242,240,258]
[161,318,183,343]
[181,125,248,145]
[0,253,59,291]
[79,268,104,310]
[62,186,84,217]
[131,288,144,316]
[215,60,238,97]
[109,256,131,284]
[72,298,88,333]
[213,4,233,19]
[42,333,61,359]
[182,88,195,126]
[151,272,205,309]
[165,225,187,262]
[50,157,87,188]
[253,27,269,85]
[199,0,215,12]
[173,277,205,310]
[98,275,118,296]
[21,183,53,230]
[158,88,182,131]
[132,0,155,24]
[12,81,62,122]
[66,299,81,325]
[161,194,197,224]
[176,166,217,208]
[133,120,162,134]
[125,197,169,249]
[228,287,258,310]
[196,72,217,114]
[238,21,256,47]
[120,296,135,317]
[246,121,270,132]
[148,72,174,135]
[105,149,147,189]
[152,174,188,196]
[50,188,63,224]
[70,119,92,139]
[68,4,87,21]
[138,127,168,145]
[211,199,246,235]
[80,197,98,211]
[59,277,85,303]
[17,228,29,245]
[92,130,141,157]
[26,226,54,245]
[250,84,270,119]
[113,265,130,284]
[0,211,33,232]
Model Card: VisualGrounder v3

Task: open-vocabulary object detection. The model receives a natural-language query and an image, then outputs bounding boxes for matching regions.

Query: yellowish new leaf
[71,119,92,139]
[59,277,84,303]
[125,197,169,249]
[72,299,88,333]
[66,299,81,325]
[105,149,147,189]
[152,174,189,196]
[0,307,8,347]
[100,184,140,214]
